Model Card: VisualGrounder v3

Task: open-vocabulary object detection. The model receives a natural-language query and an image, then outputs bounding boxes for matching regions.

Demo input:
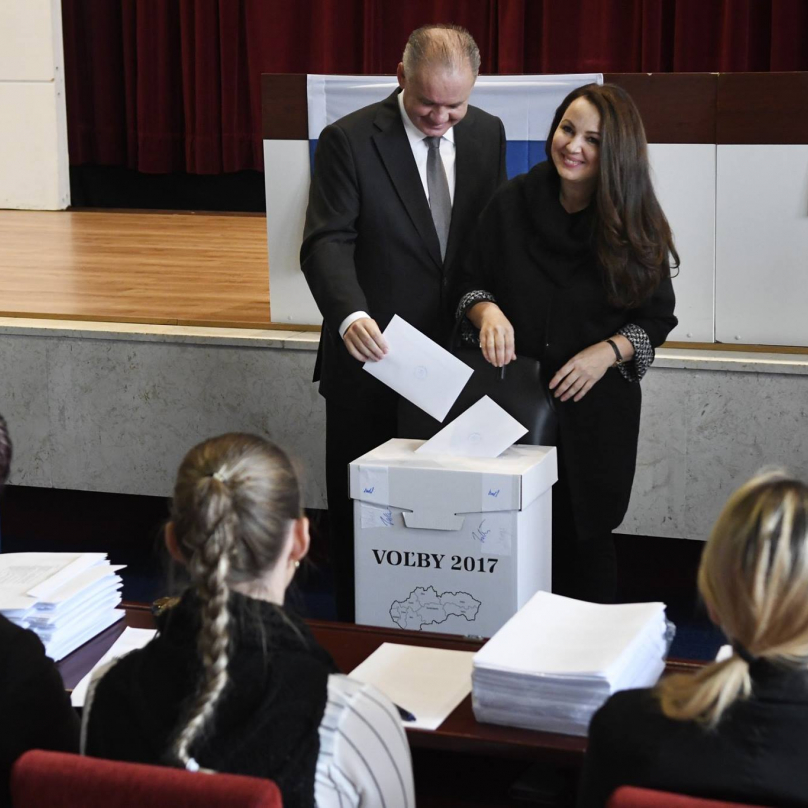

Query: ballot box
[350,439,557,638]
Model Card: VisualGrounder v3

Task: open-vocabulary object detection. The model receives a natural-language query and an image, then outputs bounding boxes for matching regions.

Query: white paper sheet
[416,396,528,458]
[349,642,475,731]
[362,315,473,422]
[36,565,126,606]
[0,553,106,613]
[71,626,157,706]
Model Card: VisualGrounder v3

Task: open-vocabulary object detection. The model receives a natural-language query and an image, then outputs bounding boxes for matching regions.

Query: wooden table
[60,603,701,763]
[59,603,702,807]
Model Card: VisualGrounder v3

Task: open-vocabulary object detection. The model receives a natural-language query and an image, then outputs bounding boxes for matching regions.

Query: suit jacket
[0,615,80,808]
[577,663,808,807]
[455,162,677,538]
[301,89,506,409]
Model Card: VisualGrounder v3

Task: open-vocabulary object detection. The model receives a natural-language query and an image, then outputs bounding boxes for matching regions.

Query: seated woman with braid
[82,434,414,808]
[578,470,808,807]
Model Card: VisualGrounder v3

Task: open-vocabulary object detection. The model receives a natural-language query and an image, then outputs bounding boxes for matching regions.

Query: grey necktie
[425,136,452,261]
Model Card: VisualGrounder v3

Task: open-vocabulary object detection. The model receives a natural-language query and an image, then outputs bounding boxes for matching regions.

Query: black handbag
[398,324,558,446]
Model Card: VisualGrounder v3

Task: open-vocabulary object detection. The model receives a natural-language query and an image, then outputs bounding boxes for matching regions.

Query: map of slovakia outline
[389,585,481,630]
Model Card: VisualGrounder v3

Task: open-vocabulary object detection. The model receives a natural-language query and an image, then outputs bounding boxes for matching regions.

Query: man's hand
[343,317,389,362]
[469,302,516,368]
[549,342,614,402]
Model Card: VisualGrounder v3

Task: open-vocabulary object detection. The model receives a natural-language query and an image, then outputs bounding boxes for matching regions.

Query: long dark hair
[545,83,680,308]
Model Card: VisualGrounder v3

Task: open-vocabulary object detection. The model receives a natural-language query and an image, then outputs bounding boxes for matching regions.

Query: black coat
[456,161,677,538]
[0,615,80,808]
[301,89,507,409]
[83,593,335,808]
[577,663,808,807]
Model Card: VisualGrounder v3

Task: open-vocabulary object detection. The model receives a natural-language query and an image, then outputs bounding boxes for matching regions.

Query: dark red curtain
[62,0,808,174]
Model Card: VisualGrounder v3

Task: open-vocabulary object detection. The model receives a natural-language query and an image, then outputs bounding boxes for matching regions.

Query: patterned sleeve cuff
[456,290,497,346]
[616,323,654,382]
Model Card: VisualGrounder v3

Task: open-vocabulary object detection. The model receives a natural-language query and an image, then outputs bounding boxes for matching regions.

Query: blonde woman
[82,434,414,808]
[578,471,808,807]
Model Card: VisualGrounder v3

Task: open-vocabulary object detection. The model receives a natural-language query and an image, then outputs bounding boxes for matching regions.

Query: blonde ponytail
[658,656,752,727]
[657,470,808,725]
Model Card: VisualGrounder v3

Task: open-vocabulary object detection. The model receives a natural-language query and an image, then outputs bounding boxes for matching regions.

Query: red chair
[608,786,770,808]
[11,750,282,808]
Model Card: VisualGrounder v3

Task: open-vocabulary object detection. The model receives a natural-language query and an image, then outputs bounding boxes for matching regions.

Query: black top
[84,592,337,808]
[455,161,677,538]
[578,661,808,807]
[0,614,80,808]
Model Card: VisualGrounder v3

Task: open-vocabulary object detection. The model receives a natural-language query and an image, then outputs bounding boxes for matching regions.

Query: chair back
[608,786,770,808]
[11,750,282,808]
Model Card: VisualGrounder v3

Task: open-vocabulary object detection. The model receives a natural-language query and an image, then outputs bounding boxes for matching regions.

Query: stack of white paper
[471,591,669,736]
[0,552,125,661]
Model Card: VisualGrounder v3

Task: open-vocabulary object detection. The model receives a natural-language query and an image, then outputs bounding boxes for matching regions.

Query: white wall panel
[0,0,69,210]
[0,82,69,209]
[648,144,716,343]
[716,145,808,347]
[264,140,320,325]
[0,0,60,81]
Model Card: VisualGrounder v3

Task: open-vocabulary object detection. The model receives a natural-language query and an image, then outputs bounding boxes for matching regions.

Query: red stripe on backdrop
[61,0,808,174]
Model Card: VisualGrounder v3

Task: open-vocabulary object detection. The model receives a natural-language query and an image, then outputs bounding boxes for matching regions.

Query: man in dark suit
[301,24,507,621]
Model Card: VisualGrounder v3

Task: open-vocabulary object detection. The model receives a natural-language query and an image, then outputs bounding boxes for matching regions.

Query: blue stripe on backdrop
[308,139,547,180]
[309,139,318,173]
[505,141,547,179]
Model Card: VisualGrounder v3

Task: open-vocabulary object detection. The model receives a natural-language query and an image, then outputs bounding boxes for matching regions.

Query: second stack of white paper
[471,591,669,736]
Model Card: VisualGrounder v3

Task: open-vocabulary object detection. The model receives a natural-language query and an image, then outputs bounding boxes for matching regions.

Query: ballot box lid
[349,438,557,516]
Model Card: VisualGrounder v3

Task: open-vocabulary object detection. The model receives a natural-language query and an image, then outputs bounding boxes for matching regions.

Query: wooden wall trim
[603,73,717,144]
[262,71,808,145]
[261,74,308,140]
[717,72,808,144]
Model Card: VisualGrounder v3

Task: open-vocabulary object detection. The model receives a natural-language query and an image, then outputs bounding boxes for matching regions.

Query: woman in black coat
[578,471,808,807]
[455,84,678,602]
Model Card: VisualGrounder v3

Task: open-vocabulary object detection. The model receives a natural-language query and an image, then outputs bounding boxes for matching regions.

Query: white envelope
[362,315,473,422]
[416,395,528,458]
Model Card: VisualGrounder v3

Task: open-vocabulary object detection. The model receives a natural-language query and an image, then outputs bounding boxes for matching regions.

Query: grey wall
[2,319,807,541]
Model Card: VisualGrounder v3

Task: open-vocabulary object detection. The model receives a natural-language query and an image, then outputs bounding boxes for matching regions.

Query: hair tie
[731,640,757,665]
[212,469,227,483]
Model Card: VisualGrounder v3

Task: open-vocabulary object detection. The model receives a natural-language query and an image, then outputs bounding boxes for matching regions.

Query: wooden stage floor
[0,209,274,328]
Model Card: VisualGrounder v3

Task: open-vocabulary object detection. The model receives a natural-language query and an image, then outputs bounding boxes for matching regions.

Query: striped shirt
[315,675,415,807]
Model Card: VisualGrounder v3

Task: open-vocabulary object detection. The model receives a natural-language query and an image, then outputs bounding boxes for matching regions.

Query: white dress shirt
[338,89,457,338]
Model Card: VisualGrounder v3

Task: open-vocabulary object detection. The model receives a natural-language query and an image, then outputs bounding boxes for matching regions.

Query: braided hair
[167,433,303,768]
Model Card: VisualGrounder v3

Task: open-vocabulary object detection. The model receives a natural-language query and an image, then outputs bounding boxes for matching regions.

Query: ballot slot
[350,439,557,638]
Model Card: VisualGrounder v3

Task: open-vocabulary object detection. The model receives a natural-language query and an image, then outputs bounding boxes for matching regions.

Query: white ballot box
[350,439,557,638]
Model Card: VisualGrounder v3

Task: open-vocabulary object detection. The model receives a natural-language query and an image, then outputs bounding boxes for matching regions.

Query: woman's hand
[549,341,615,402]
[468,302,516,368]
